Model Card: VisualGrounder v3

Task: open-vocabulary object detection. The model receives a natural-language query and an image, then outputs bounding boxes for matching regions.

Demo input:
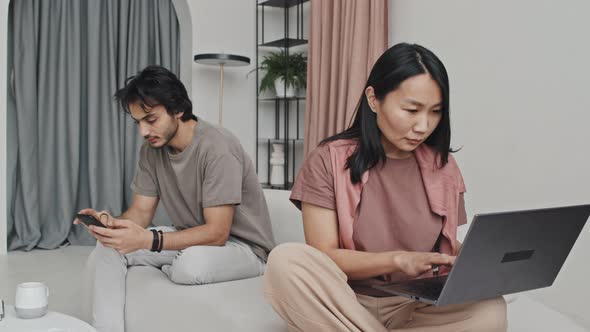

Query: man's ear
[365,86,377,113]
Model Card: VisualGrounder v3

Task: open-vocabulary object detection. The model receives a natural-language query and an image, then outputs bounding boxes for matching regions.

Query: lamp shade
[193,53,250,67]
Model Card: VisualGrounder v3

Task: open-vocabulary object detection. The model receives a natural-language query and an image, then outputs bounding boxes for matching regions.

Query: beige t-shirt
[131,120,276,261]
[290,143,466,296]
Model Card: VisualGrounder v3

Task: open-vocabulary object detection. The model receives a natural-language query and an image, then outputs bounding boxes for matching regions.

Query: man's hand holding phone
[74,208,113,225]
[74,209,114,239]
[73,208,151,254]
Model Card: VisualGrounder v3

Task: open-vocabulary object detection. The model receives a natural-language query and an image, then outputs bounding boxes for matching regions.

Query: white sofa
[84,189,587,332]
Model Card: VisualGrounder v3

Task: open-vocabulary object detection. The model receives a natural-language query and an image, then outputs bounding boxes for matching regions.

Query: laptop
[372,204,590,306]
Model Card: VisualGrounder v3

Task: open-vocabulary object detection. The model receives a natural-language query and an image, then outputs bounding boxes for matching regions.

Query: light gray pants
[88,226,266,332]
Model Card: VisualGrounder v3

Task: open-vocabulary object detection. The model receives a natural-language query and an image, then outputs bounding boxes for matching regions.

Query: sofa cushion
[102,189,301,332]
[264,189,305,244]
[124,265,586,332]
[125,266,287,332]
[507,295,586,331]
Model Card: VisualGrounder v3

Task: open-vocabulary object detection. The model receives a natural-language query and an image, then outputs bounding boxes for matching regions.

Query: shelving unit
[255,0,309,190]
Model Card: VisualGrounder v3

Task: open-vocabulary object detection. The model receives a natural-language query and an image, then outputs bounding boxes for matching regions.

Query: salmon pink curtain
[304,0,389,155]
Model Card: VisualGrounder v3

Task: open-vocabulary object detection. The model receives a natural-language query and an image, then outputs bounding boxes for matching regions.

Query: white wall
[187,1,257,163]
[0,0,9,255]
[390,0,590,327]
[172,0,193,94]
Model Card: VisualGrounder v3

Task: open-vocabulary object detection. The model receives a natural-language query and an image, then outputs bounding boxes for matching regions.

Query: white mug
[15,282,49,319]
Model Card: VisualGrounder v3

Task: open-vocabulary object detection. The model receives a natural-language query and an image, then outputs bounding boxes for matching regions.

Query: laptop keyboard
[394,275,448,299]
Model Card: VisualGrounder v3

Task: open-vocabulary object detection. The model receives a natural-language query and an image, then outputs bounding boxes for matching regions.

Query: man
[76,65,276,332]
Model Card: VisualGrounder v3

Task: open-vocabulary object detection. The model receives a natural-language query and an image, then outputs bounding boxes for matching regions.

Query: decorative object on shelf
[194,53,250,126]
[269,143,286,186]
[258,50,307,97]
[256,0,309,190]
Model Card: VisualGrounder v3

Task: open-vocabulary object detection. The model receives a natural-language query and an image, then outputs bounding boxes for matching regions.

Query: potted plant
[257,50,307,98]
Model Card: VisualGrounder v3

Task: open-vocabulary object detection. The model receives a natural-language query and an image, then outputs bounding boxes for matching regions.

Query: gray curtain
[8,0,180,251]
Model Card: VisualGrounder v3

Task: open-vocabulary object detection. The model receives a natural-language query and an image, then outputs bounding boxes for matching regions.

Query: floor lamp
[193,53,250,127]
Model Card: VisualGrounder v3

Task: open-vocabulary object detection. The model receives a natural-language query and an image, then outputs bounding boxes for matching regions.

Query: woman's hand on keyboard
[393,251,456,277]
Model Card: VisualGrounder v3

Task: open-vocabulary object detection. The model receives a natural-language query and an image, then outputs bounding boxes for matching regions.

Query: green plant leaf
[257,49,307,93]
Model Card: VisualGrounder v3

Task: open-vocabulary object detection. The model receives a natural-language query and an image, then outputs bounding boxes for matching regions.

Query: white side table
[0,304,96,332]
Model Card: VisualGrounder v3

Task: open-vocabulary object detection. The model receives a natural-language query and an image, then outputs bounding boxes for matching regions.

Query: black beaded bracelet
[157,230,164,252]
[150,229,159,252]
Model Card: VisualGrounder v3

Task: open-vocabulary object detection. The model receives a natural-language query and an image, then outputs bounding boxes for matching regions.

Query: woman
[264,43,507,331]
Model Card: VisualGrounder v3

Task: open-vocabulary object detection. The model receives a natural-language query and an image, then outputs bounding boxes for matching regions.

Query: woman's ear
[365,86,377,113]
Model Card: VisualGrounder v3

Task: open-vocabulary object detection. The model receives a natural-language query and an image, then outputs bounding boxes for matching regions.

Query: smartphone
[76,213,107,228]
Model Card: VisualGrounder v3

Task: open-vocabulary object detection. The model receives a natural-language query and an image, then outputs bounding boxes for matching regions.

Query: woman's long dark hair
[321,43,452,184]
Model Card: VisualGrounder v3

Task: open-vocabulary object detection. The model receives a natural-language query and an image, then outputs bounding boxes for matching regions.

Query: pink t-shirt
[291,144,467,296]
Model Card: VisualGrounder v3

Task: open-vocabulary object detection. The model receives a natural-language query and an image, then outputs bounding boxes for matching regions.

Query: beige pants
[264,243,507,332]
